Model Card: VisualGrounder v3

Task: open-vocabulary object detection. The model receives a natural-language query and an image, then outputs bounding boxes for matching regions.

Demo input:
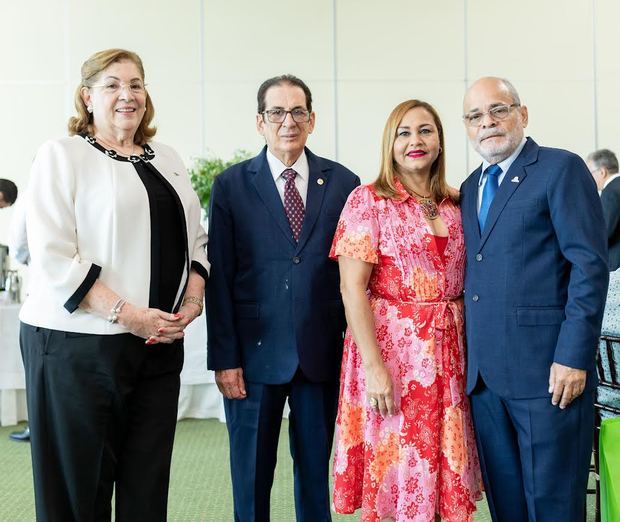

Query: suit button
[292,256,301,264]
[472,294,479,302]
[475,254,483,261]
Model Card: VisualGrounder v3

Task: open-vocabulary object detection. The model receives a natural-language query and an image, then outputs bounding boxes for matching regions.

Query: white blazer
[20,135,209,335]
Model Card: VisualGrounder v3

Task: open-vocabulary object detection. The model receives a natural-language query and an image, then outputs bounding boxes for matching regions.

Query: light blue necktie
[478,164,502,231]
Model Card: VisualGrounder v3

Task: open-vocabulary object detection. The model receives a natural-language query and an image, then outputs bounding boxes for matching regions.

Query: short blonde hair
[68,48,156,145]
[374,99,451,202]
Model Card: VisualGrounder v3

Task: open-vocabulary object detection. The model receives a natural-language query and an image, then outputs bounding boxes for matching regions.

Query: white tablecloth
[178,309,225,421]
[0,303,28,426]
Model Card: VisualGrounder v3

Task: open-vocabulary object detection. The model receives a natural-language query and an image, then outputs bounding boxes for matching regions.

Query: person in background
[207,74,359,521]
[20,48,208,521]
[460,76,608,522]
[588,151,620,420]
[8,194,29,265]
[598,266,620,416]
[0,179,17,208]
[7,192,30,442]
[587,148,620,271]
[331,99,481,522]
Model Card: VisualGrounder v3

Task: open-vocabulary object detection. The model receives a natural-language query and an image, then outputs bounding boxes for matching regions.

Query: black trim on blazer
[191,261,209,281]
[64,263,102,313]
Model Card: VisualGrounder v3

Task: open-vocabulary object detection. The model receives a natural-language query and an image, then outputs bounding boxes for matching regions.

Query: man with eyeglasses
[459,77,608,522]
[207,74,359,521]
[587,148,620,271]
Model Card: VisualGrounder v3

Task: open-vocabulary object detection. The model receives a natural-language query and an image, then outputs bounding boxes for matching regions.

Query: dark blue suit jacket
[461,138,609,398]
[206,146,360,384]
[601,176,620,271]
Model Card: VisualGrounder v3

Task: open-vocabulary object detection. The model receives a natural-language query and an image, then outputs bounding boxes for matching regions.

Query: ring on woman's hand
[369,397,378,408]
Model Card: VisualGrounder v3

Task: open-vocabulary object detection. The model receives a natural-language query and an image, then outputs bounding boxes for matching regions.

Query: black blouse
[84,136,186,313]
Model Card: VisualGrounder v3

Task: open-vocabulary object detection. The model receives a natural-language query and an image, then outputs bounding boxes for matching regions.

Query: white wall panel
[467,0,593,82]
[204,0,333,82]
[337,0,465,82]
[0,1,66,82]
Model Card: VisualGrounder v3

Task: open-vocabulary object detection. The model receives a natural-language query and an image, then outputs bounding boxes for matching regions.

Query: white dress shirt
[266,149,309,205]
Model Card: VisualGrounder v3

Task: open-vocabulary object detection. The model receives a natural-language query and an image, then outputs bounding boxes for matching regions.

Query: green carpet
[0,419,595,521]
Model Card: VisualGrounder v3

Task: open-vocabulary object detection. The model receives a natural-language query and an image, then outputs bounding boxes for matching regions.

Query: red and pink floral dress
[330,182,482,522]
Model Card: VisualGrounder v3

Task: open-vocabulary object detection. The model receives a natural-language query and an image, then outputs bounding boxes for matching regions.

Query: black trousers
[20,323,183,522]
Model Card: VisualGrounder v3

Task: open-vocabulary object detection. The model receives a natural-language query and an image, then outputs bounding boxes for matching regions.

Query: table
[0,303,28,426]
[178,309,225,421]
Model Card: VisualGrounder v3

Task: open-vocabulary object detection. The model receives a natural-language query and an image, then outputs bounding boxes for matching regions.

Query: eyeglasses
[463,103,520,127]
[90,80,147,95]
[262,108,311,123]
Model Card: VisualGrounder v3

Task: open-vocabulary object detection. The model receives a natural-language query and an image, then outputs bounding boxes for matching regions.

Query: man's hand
[548,362,587,409]
[215,368,247,400]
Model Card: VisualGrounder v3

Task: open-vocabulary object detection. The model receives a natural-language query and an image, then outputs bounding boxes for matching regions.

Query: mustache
[478,130,506,141]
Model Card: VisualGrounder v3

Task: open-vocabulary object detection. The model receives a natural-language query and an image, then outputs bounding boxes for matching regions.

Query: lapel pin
[317,178,324,185]
[511,176,519,183]
[173,172,180,176]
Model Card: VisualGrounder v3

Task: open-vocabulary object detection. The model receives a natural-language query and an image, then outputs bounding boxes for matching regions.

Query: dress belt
[371,294,463,330]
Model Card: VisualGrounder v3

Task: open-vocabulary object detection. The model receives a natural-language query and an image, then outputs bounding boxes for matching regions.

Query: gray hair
[587,149,619,174]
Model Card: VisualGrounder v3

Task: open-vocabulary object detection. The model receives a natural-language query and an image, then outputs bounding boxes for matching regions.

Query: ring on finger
[369,397,378,408]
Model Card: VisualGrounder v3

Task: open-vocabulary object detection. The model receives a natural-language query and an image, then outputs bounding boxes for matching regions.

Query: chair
[589,334,620,522]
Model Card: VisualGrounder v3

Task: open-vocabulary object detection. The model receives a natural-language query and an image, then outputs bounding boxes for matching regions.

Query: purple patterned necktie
[282,168,305,241]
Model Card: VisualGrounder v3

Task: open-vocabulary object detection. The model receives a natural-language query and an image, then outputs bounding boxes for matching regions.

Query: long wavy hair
[67,48,156,145]
[373,99,453,202]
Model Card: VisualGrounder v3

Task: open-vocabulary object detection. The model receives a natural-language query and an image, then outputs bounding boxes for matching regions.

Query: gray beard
[475,138,521,165]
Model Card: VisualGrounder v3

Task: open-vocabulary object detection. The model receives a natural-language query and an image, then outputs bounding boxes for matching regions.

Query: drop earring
[87,105,93,114]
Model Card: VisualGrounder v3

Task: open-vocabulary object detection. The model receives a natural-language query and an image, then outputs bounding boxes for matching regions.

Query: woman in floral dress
[331,100,482,522]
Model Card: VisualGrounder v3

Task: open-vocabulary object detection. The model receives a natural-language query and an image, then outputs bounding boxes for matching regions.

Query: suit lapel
[463,168,482,241]
[250,149,297,247]
[296,149,328,252]
[479,138,538,249]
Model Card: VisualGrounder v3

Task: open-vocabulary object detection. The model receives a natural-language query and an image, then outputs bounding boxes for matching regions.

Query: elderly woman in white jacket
[20,49,208,522]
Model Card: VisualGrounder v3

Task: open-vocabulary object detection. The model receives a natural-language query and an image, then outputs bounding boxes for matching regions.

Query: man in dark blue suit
[206,74,359,521]
[460,77,609,522]
[587,148,620,271]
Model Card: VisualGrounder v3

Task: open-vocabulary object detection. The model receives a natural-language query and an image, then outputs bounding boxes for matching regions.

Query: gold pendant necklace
[405,187,439,220]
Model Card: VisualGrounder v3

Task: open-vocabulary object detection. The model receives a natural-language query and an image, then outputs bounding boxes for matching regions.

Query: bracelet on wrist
[182,295,203,316]
[107,298,126,324]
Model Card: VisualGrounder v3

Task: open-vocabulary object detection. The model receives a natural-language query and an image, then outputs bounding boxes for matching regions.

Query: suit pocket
[517,307,565,326]
[234,302,260,319]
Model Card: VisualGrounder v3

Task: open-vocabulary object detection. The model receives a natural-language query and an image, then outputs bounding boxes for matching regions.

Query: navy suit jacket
[206,146,360,385]
[460,138,609,398]
[601,176,620,271]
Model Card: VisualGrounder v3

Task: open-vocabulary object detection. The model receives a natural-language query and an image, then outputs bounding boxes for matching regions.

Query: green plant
[189,150,253,212]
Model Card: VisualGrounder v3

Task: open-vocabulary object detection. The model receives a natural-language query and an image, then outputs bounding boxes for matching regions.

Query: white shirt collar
[478,137,528,186]
[266,149,309,182]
